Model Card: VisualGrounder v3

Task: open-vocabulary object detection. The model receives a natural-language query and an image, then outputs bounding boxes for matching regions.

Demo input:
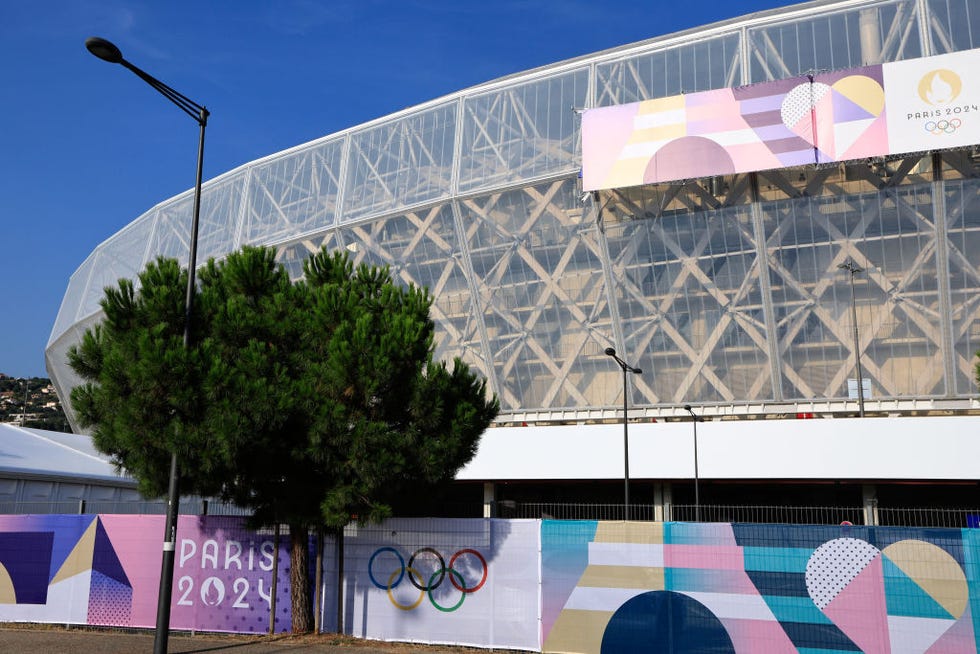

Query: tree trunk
[289,523,313,633]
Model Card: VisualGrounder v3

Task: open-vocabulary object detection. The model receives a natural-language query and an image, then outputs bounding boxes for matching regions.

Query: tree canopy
[68,245,499,630]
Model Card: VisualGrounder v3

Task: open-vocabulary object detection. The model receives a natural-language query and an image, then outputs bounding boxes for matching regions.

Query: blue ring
[369,546,405,590]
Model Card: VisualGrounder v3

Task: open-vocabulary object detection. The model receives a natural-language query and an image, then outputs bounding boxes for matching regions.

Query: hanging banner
[582,48,980,191]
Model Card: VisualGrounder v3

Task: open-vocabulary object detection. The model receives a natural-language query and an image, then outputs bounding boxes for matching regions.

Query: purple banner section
[583,47,980,191]
[0,514,291,633]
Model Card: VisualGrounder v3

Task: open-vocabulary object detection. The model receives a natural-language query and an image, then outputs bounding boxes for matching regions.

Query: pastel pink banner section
[582,47,980,191]
[98,515,291,633]
[664,544,745,570]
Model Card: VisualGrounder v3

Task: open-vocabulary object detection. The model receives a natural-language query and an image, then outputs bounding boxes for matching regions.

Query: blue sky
[1,0,788,379]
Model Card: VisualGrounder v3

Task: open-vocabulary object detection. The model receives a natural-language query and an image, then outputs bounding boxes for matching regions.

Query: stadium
[47,0,980,522]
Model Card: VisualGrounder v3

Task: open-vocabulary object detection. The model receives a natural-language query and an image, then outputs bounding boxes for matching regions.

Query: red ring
[449,548,488,593]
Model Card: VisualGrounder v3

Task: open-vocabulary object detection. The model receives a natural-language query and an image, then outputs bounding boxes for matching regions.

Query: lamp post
[85,36,209,654]
[838,260,865,418]
[605,347,642,519]
[683,405,704,522]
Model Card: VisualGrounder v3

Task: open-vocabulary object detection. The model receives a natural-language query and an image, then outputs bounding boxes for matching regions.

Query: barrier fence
[3,500,978,528]
[0,514,978,652]
[491,502,980,527]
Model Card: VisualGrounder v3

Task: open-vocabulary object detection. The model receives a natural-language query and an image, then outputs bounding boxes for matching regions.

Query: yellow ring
[387,566,425,610]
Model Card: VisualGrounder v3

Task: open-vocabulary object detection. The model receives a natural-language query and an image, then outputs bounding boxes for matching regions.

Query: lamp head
[85,37,124,64]
[684,404,692,411]
[604,347,616,357]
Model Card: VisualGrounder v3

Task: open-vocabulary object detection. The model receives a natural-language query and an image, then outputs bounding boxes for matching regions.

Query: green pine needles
[68,245,499,631]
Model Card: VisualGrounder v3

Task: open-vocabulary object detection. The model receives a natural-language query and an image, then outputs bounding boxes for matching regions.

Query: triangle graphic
[883,557,953,620]
[835,118,880,157]
[824,555,891,654]
[831,89,877,122]
[92,518,131,588]
[887,615,957,654]
[840,116,888,160]
[87,569,132,627]
[51,517,97,585]
[789,113,814,143]
[926,603,976,653]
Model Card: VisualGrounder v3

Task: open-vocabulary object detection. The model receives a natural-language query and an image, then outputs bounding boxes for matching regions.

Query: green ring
[427,568,466,612]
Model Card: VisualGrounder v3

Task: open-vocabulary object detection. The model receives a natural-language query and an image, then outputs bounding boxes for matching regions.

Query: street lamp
[85,36,209,654]
[605,347,642,519]
[838,260,865,417]
[683,405,704,522]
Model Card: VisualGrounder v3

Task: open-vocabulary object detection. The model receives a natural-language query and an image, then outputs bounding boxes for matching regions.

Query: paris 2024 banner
[0,514,291,632]
[582,48,980,191]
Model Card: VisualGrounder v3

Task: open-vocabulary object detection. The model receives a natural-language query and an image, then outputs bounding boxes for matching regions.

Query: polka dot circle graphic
[805,537,880,609]
[781,82,831,144]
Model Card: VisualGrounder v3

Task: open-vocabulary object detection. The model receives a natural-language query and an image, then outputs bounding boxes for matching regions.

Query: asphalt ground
[0,626,505,654]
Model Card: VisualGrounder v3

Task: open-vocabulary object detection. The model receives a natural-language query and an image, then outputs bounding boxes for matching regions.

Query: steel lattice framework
[48,0,980,430]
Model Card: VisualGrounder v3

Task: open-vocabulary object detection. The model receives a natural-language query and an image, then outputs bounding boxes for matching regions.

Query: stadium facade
[47,0,980,516]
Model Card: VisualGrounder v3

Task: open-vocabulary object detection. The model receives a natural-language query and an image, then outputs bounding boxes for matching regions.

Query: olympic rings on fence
[369,546,488,612]
[924,118,962,134]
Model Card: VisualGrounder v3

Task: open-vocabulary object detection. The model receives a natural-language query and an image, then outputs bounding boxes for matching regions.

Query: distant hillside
[0,374,71,432]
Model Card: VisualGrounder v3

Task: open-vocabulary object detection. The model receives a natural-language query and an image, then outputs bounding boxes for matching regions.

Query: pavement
[0,626,492,653]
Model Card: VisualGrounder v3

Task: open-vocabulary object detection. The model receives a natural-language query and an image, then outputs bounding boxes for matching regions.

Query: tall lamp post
[85,36,209,654]
[605,347,642,519]
[683,405,704,522]
[838,260,865,418]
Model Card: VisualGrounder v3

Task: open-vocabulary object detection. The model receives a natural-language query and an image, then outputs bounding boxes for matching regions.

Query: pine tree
[68,245,498,633]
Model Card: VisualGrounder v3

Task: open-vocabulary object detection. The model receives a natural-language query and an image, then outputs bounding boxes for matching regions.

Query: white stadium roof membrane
[48,0,980,433]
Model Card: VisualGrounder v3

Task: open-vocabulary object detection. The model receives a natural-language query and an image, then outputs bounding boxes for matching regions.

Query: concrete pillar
[654,482,672,522]
[482,482,495,518]
[863,484,879,526]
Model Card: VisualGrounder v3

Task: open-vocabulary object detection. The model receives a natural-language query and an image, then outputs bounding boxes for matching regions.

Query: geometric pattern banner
[542,521,980,653]
[0,515,292,633]
[583,48,980,190]
[1,514,979,652]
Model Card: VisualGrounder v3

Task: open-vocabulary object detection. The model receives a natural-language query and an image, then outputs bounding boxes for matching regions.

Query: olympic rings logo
[924,118,962,134]
[368,546,488,612]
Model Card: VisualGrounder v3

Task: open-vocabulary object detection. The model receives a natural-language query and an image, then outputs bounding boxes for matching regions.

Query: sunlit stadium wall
[47,0,980,432]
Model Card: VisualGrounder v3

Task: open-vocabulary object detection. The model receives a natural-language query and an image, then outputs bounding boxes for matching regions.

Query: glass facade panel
[927,0,980,53]
[595,34,743,107]
[243,138,343,245]
[76,214,157,325]
[49,255,95,347]
[342,103,456,221]
[943,178,980,395]
[748,0,921,82]
[458,70,589,193]
[458,179,608,412]
[148,173,246,267]
[605,204,770,407]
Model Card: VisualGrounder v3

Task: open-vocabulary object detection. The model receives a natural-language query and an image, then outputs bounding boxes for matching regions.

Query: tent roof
[0,423,135,486]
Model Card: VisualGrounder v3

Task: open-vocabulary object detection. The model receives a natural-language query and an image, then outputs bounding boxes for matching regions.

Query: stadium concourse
[44,0,980,521]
